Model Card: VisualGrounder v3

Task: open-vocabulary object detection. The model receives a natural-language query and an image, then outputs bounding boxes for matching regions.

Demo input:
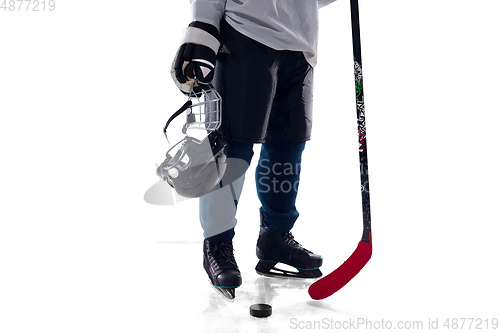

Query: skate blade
[208,280,236,302]
[256,261,322,280]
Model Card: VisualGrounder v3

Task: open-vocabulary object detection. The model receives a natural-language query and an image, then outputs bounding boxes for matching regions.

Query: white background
[1,1,499,332]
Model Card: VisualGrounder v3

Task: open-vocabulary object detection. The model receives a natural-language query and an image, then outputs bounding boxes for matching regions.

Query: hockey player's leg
[256,136,304,232]
[255,136,323,279]
[199,140,254,300]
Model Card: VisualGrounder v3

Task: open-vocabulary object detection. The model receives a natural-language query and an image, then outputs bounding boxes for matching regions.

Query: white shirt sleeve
[190,0,227,31]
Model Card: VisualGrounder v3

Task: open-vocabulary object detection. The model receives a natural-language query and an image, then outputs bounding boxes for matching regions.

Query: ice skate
[255,210,323,279]
[203,239,242,301]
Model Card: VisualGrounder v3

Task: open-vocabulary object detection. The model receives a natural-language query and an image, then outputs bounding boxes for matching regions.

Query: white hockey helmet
[157,85,227,198]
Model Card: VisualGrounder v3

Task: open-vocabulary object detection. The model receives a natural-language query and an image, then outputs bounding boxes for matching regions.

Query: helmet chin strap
[163,99,193,143]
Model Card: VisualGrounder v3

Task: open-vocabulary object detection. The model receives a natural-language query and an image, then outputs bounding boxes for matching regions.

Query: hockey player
[172,0,337,300]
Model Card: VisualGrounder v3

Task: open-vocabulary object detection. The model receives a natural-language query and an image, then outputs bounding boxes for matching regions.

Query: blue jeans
[200,136,306,242]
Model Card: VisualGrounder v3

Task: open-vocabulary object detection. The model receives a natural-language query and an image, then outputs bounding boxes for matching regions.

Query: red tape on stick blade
[308,235,372,300]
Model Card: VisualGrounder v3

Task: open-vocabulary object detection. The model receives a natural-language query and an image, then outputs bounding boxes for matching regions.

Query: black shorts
[213,20,314,143]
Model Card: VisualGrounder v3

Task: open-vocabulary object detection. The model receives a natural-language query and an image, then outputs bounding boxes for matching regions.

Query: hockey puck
[250,303,272,318]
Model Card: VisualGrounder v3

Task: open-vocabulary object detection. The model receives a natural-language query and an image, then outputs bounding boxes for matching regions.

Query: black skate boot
[203,239,242,301]
[255,210,323,279]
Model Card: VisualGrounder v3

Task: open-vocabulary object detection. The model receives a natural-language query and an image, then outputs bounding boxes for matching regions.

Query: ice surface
[158,239,356,333]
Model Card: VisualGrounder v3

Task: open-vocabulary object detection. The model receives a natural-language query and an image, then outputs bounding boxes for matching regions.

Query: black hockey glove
[171,22,221,95]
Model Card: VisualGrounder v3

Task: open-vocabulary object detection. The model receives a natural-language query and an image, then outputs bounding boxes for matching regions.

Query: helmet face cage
[185,85,222,133]
[163,139,191,172]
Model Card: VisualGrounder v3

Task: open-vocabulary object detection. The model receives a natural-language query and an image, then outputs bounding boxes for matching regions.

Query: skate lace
[283,232,312,255]
[212,242,238,268]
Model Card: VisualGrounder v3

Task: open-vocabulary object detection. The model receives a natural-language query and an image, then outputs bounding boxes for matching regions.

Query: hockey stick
[308,0,372,300]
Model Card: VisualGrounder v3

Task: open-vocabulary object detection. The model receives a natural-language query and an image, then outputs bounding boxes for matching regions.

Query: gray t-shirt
[190,0,337,67]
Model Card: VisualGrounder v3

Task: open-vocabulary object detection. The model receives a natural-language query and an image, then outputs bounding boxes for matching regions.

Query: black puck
[250,303,272,318]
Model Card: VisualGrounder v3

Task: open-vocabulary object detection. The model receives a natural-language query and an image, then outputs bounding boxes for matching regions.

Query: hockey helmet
[157,84,227,198]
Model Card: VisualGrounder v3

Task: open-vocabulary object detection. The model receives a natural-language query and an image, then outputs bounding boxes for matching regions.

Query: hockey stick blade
[308,233,372,300]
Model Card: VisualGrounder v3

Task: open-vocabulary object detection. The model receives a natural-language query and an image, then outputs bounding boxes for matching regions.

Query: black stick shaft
[350,0,372,243]
[351,0,362,65]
